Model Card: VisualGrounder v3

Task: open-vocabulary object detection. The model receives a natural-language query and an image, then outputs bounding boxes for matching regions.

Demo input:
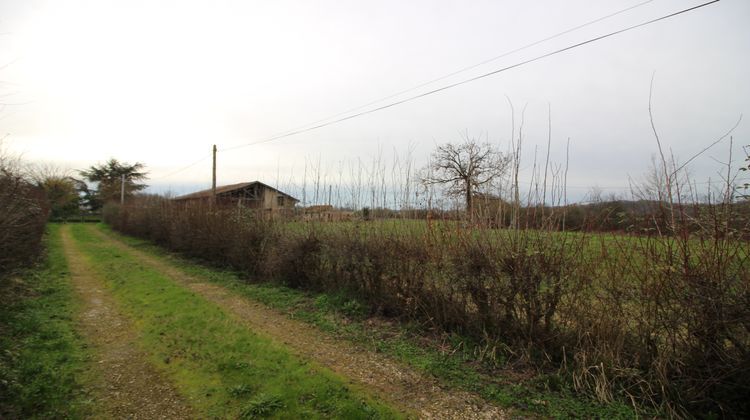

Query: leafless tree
[739,144,750,200]
[422,137,510,220]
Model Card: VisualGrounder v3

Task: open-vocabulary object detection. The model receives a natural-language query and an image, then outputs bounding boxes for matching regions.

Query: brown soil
[91,226,507,419]
[60,226,194,419]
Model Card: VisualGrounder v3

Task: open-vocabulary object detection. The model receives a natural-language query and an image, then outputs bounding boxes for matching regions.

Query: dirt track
[60,226,194,419]
[90,226,506,419]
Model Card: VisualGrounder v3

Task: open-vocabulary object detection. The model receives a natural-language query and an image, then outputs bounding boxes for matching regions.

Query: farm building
[173,181,299,211]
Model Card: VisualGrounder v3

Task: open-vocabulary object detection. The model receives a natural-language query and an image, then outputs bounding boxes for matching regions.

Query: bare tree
[739,144,750,200]
[422,137,509,220]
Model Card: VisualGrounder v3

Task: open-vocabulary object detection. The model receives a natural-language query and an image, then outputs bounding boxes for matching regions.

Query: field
[103,198,750,418]
[99,222,640,418]
[3,222,654,418]
[1,203,746,418]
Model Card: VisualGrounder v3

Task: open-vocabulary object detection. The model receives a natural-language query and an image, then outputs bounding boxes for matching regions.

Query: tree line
[0,151,147,276]
[35,158,148,220]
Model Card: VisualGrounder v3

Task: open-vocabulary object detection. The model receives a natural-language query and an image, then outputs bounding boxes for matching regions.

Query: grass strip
[0,224,92,419]
[97,224,641,419]
[69,224,400,419]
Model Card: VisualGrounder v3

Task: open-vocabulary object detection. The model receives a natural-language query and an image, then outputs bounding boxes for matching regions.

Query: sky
[1,0,748,205]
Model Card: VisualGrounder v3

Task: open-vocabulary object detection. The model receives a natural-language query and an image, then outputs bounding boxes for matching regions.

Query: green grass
[97,223,641,419]
[69,224,401,419]
[49,215,102,223]
[0,225,92,419]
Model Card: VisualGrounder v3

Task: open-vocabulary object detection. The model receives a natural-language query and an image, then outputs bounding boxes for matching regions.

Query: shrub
[0,150,48,276]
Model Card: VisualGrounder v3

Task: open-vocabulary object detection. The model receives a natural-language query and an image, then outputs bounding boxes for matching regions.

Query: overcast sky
[1,0,748,203]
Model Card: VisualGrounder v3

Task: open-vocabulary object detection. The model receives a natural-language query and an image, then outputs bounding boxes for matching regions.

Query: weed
[229,384,256,398]
[239,393,284,418]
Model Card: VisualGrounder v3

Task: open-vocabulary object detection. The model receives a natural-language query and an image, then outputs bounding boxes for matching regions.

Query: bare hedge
[106,197,749,417]
[0,160,48,276]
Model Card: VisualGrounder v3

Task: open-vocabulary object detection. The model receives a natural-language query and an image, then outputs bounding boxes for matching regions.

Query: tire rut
[60,226,194,419]
[91,226,506,419]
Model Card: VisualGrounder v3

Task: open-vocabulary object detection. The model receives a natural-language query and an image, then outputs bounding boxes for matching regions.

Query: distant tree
[80,185,102,212]
[79,158,148,205]
[422,138,509,221]
[39,177,83,219]
[739,144,749,200]
[31,164,87,219]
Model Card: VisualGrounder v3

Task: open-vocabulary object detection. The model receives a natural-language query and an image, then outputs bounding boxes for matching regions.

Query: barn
[173,181,299,211]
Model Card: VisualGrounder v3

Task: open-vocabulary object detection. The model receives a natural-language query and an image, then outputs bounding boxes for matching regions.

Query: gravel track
[91,225,506,419]
[61,226,194,419]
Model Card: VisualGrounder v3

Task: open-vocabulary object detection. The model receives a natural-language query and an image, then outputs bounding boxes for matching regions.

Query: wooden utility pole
[211,144,217,204]
[120,173,125,204]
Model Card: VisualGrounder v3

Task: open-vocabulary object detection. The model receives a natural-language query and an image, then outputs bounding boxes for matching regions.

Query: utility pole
[212,144,217,204]
[120,173,125,204]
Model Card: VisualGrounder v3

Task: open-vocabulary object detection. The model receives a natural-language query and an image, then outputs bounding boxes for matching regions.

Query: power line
[564,177,750,190]
[161,0,717,180]
[151,154,212,181]
[221,0,720,153]
[227,0,657,145]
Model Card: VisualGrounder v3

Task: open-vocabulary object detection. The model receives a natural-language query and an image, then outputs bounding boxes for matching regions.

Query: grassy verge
[69,224,400,419]
[97,224,641,419]
[0,224,92,419]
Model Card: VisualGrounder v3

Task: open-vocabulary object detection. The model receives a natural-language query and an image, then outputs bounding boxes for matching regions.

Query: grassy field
[68,223,401,419]
[0,225,92,419]
[106,199,750,417]
[8,217,741,417]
